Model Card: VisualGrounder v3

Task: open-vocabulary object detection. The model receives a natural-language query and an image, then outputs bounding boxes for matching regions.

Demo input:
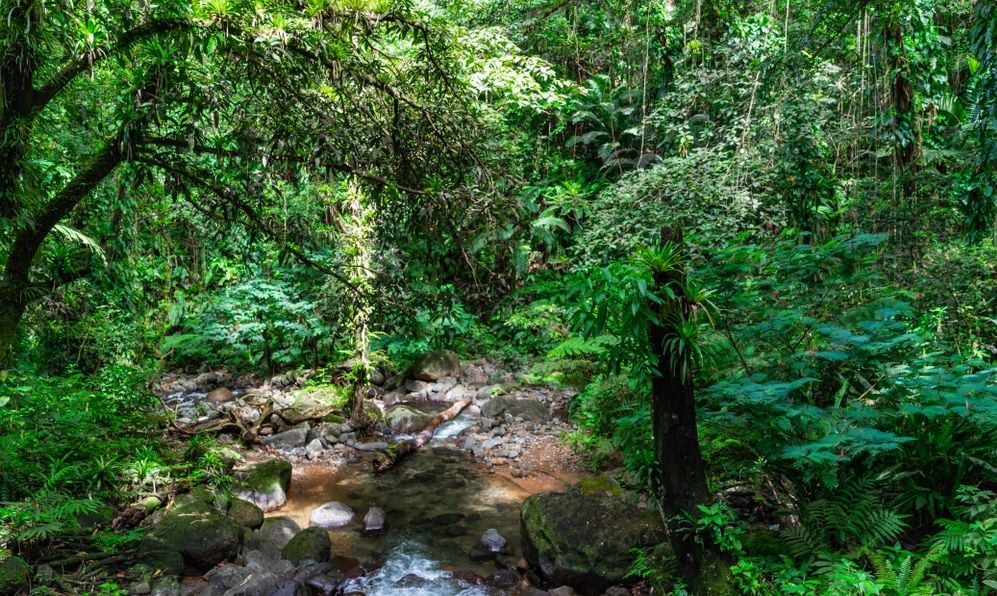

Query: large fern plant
[783,476,908,557]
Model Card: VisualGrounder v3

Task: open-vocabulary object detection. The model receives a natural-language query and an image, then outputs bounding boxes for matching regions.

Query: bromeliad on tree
[571,228,733,592]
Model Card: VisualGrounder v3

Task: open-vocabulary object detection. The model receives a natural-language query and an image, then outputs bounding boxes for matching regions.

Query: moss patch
[227,498,264,529]
[576,474,623,498]
[292,384,350,411]
[281,527,332,564]
[0,556,30,595]
[521,490,670,595]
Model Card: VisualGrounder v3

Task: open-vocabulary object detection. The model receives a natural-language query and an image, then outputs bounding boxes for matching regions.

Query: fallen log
[373,398,471,472]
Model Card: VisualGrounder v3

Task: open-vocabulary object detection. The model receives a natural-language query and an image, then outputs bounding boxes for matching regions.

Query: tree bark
[0,284,27,369]
[0,137,123,364]
[648,228,732,594]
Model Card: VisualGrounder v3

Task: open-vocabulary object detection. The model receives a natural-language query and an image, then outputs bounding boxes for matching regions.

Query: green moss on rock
[281,527,332,565]
[227,498,264,529]
[150,507,243,570]
[521,490,670,595]
[234,459,292,512]
[0,556,30,596]
[576,474,623,498]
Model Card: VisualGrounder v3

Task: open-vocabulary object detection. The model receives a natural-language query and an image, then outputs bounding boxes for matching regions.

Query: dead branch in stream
[165,404,337,445]
[373,398,471,472]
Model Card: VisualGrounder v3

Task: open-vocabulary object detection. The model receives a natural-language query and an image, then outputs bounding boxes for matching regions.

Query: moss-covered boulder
[281,527,332,565]
[411,350,460,382]
[521,490,670,595]
[0,556,30,596]
[227,498,265,529]
[150,505,244,570]
[234,459,292,512]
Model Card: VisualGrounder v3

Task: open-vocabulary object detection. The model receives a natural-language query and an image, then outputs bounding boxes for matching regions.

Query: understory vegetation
[1,0,995,593]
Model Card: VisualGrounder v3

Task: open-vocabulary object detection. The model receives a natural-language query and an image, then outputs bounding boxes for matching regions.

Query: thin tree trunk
[886,19,917,245]
[648,228,732,594]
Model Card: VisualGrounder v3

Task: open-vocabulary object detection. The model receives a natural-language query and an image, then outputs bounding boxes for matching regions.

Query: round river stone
[310,502,355,528]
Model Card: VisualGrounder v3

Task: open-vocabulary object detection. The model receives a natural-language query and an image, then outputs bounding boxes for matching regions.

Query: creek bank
[158,356,583,483]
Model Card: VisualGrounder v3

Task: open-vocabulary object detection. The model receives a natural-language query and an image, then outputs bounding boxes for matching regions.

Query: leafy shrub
[0,365,162,551]
[163,278,332,372]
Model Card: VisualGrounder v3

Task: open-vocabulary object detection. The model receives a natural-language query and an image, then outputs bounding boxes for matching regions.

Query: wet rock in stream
[309,502,355,528]
[364,507,387,533]
[282,527,332,564]
[234,459,293,512]
[521,489,671,594]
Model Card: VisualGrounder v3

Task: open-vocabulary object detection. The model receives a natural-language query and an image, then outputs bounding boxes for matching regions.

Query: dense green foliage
[1,0,995,592]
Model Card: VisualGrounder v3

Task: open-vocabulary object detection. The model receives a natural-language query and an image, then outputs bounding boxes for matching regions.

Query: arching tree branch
[32,18,191,114]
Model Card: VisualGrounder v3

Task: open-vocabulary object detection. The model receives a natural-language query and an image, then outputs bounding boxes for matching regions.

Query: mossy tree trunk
[343,181,375,429]
[647,228,733,594]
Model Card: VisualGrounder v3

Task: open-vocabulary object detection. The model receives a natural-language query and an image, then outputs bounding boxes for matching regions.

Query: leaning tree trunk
[0,249,34,369]
[0,136,124,369]
[0,286,27,369]
[647,228,732,594]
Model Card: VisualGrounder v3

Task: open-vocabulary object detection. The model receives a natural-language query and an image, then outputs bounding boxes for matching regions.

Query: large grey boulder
[234,460,292,512]
[521,490,670,595]
[482,396,548,421]
[411,350,460,382]
[148,504,244,571]
[384,404,434,434]
[261,426,309,450]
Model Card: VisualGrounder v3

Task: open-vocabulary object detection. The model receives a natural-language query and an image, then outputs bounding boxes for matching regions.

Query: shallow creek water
[271,416,561,595]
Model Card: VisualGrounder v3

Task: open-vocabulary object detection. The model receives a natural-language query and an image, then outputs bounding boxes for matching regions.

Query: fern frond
[52,224,107,264]
[906,544,945,593]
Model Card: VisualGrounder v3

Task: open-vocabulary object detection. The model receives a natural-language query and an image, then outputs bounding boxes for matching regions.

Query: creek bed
[274,442,548,595]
